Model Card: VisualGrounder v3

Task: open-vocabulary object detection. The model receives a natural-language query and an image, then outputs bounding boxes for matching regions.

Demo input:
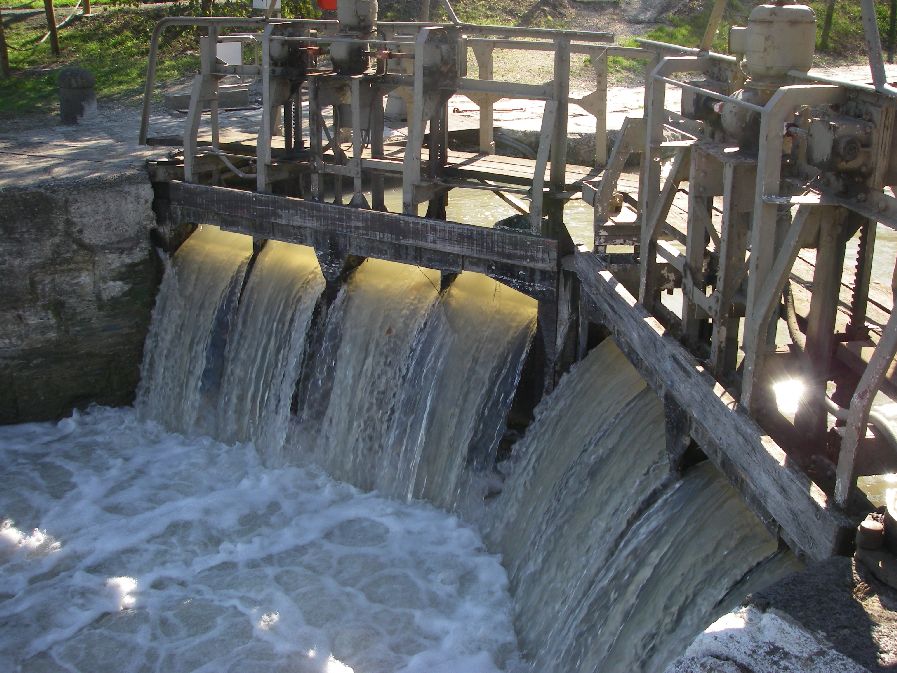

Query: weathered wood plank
[574,252,854,561]
[165,181,558,299]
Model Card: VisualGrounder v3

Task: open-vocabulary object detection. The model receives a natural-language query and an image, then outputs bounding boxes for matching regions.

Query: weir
[129,223,802,672]
[0,0,879,669]
[142,0,897,564]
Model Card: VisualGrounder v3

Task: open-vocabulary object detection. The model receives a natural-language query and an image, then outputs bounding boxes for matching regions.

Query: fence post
[43,0,60,56]
[0,9,10,78]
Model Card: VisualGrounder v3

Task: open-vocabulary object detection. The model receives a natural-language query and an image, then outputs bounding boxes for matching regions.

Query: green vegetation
[0,7,200,116]
[4,0,91,8]
[0,0,319,118]
[636,1,889,58]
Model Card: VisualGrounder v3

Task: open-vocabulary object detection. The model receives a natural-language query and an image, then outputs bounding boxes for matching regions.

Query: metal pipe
[652,74,766,113]
[459,24,612,41]
[635,37,738,64]
[787,69,877,94]
[270,35,415,47]
[462,38,652,58]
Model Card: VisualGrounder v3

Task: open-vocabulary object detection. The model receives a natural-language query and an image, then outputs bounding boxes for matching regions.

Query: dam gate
[143,0,897,561]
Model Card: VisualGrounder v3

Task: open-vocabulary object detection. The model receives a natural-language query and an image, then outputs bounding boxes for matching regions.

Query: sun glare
[772,378,805,416]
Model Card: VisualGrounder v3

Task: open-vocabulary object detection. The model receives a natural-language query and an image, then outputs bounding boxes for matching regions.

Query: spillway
[2,225,803,672]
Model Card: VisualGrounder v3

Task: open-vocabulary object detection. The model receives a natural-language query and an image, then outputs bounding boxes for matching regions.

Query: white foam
[0,520,60,558]
[0,407,519,673]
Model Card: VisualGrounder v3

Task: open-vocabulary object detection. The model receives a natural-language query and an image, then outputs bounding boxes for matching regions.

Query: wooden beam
[699,0,727,51]
[0,8,10,79]
[836,308,897,507]
[709,162,754,377]
[529,99,557,232]
[575,252,853,560]
[796,210,847,444]
[164,182,558,300]
[43,0,59,57]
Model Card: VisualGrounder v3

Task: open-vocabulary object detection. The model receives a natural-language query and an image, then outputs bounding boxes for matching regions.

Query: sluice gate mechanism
[143,0,897,561]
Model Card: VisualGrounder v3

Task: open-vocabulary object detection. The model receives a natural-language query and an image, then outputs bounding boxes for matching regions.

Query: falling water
[3,227,524,673]
[486,340,802,672]
[382,272,536,514]
[3,224,809,673]
[136,226,253,432]
[289,258,442,485]
[212,241,324,457]
[289,261,536,513]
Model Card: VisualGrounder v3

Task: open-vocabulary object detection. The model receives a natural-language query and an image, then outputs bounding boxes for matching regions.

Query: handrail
[141,16,614,145]
[140,16,267,144]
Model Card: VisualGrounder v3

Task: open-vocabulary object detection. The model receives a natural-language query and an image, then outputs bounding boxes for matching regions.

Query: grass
[0,6,207,117]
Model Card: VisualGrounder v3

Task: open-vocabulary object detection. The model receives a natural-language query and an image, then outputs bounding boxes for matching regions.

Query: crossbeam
[575,252,853,561]
[160,182,558,300]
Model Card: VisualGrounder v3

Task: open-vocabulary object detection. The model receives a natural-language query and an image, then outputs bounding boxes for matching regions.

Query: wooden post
[0,8,10,79]
[370,87,386,211]
[795,209,847,447]
[83,0,91,15]
[592,50,608,167]
[681,152,714,349]
[529,100,557,232]
[699,0,727,52]
[638,60,668,310]
[836,307,897,507]
[820,0,836,52]
[709,162,755,378]
[546,37,570,237]
[349,78,366,205]
[308,77,323,201]
[890,0,897,63]
[43,0,60,57]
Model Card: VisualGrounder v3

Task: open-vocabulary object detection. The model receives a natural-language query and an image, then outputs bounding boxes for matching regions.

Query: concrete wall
[0,171,160,423]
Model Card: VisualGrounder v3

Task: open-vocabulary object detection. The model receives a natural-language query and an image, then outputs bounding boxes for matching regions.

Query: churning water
[2,225,800,673]
[0,409,519,673]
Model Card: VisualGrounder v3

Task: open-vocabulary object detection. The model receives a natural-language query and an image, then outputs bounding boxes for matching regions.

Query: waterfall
[133,226,803,673]
[485,340,802,672]
[212,240,324,458]
[290,260,537,513]
[380,272,535,513]
[289,258,443,487]
[139,231,537,515]
[137,226,253,432]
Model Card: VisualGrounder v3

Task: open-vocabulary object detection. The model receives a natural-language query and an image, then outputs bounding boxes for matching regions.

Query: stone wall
[0,170,160,423]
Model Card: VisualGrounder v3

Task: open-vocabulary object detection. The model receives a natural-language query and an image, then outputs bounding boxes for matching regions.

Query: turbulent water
[0,409,519,673]
[3,224,802,673]
[486,341,802,672]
